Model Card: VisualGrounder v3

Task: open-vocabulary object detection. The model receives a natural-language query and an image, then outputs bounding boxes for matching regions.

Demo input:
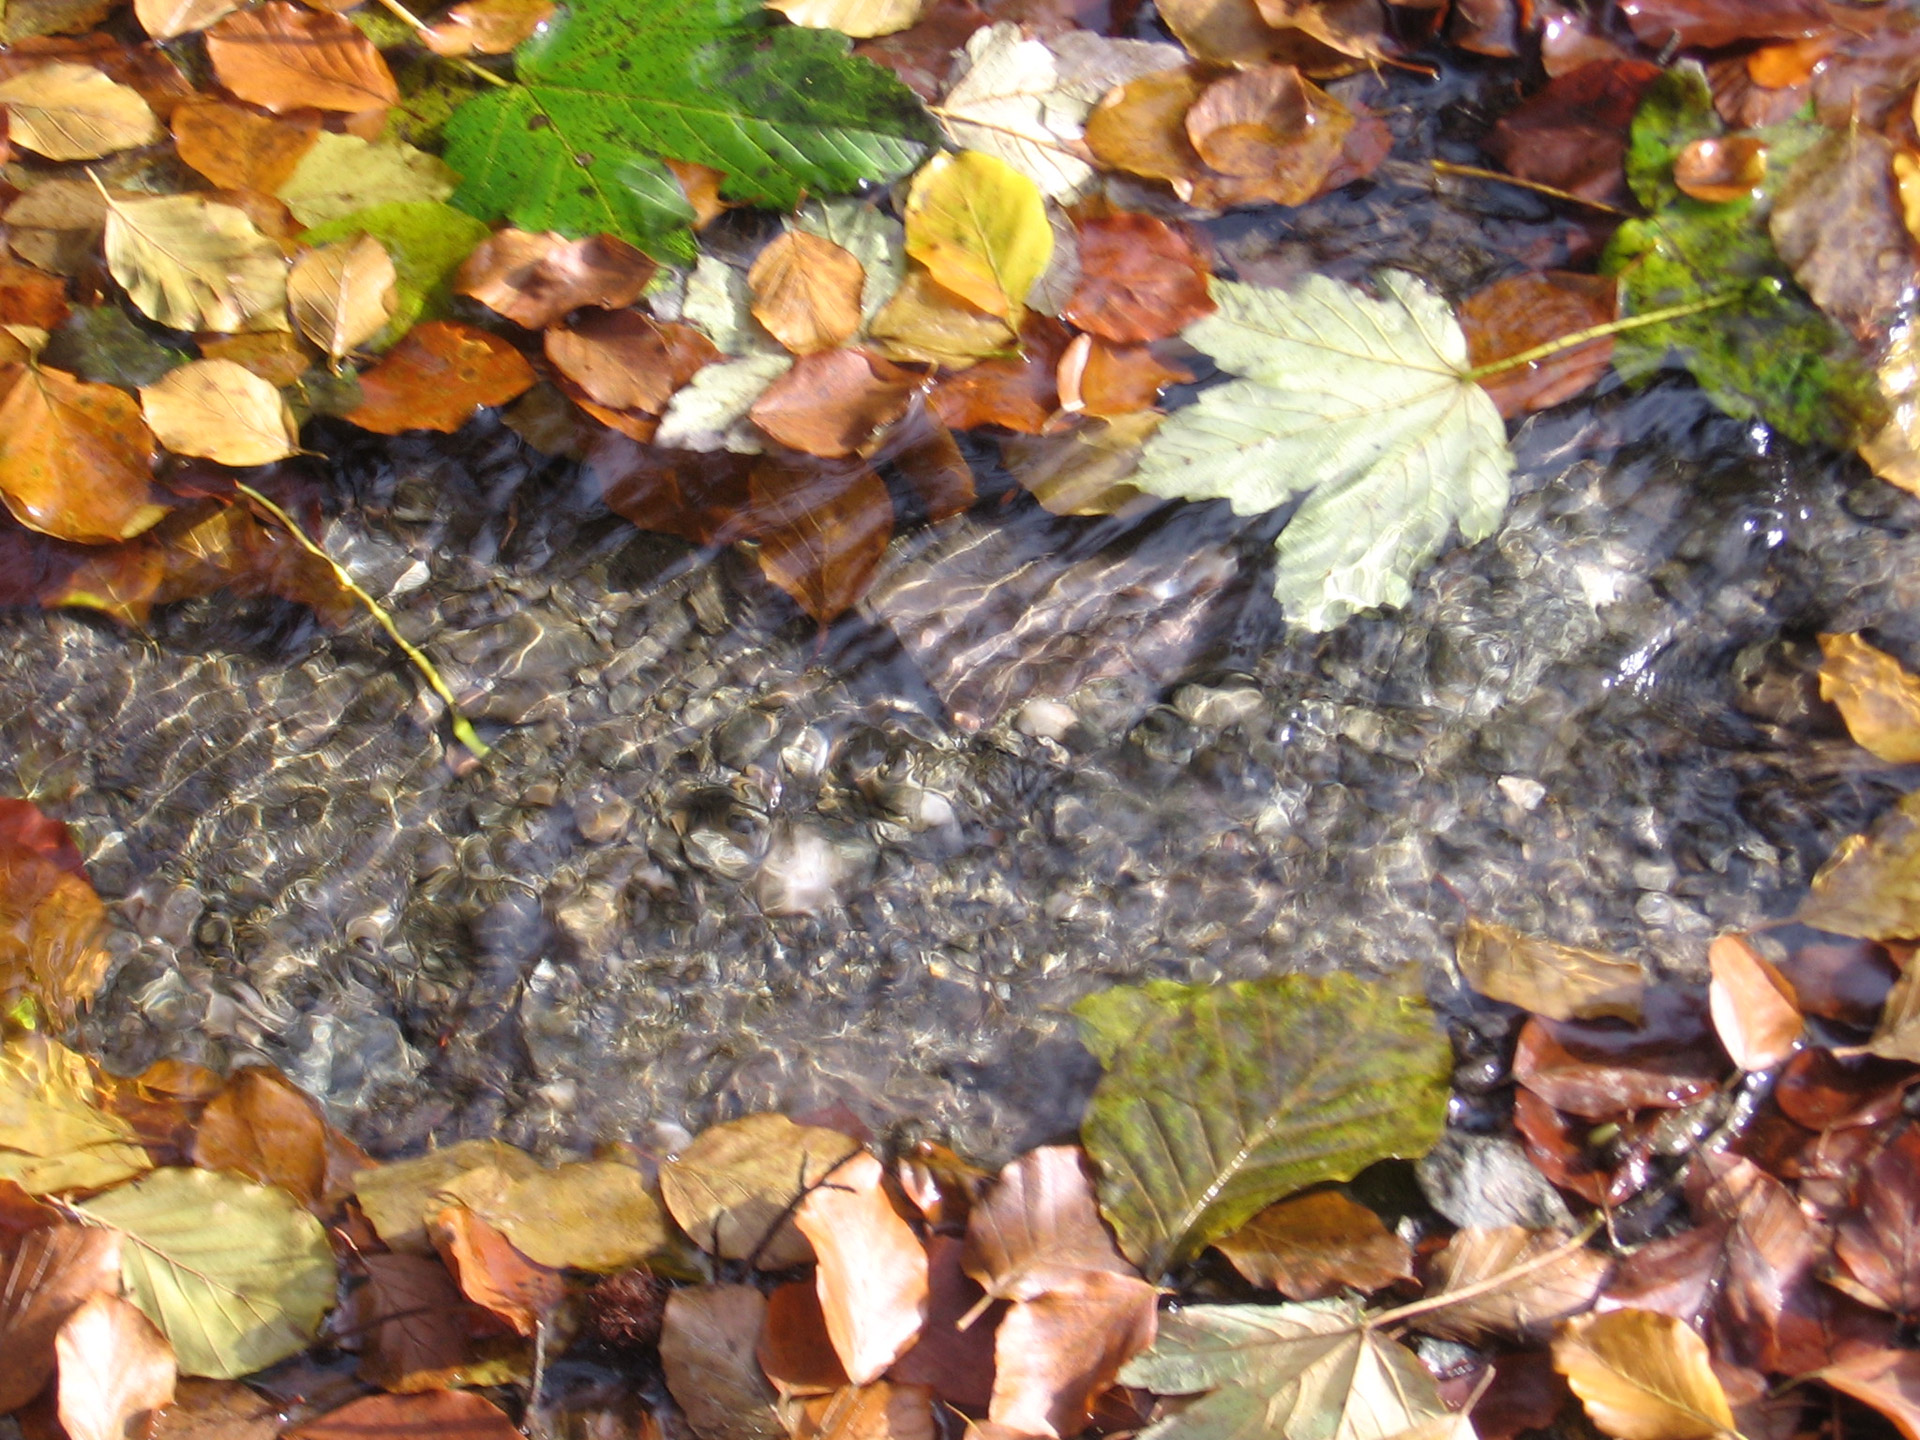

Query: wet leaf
[139,359,300,467]
[545,310,720,415]
[1211,1190,1413,1300]
[0,363,163,544]
[746,451,895,620]
[1418,1227,1611,1343]
[0,63,160,160]
[661,1112,864,1268]
[904,150,1052,327]
[1063,214,1213,344]
[55,1292,176,1440]
[1182,65,1353,206]
[661,1284,786,1440]
[1484,60,1662,206]
[1819,1348,1920,1440]
[871,396,973,521]
[1085,65,1208,190]
[439,1158,669,1272]
[206,2,398,115]
[289,235,397,365]
[350,1251,474,1392]
[1817,632,1920,764]
[1673,136,1767,204]
[104,193,290,336]
[1002,411,1155,515]
[171,99,318,195]
[351,1138,541,1252]
[1771,127,1918,344]
[656,352,794,453]
[792,1383,938,1440]
[1455,916,1645,1023]
[430,1203,565,1336]
[750,231,867,357]
[1551,1309,1735,1440]
[1798,789,1920,940]
[761,1278,848,1396]
[0,1221,121,1411]
[1122,1299,1449,1440]
[792,1148,929,1385]
[6,176,111,276]
[1833,1123,1920,1315]
[136,0,243,37]
[1075,974,1450,1277]
[770,0,925,38]
[888,1234,996,1409]
[286,1391,523,1440]
[868,265,1017,368]
[275,133,459,229]
[1512,1004,1721,1120]
[190,1066,358,1214]
[750,348,916,457]
[1460,272,1618,420]
[1684,1152,1826,1374]
[0,257,70,331]
[79,1166,336,1379]
[344,320,535,434]
[0,797,110,1024]
[455,228,656,330]
[1707,932,1802,1072]
[301,201,492,351]
[1131,272,1512,631]
[1863,963,1920,1064]
[422,0,554,54]
[928,310,1067,434]
[1,0,115,40]
[791,200,905,324]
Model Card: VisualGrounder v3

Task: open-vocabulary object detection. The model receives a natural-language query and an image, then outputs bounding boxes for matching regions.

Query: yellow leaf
[868,264,1017,368]
[0,63,160,161]
[439,1159,671,1272]
[903,151,1053,327]
[288,234,397,364]
[0,1031,152,1195]
[272,132,458,229]
[767,0,924,38]
[103,192,289,335]
[1455,917,1644,1024]
[1818,632,1920,764]
[1552,1310,1736,1440]
[139,359,299,467]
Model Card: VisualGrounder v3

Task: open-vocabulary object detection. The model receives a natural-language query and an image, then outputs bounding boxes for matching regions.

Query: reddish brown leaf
[888,1234,997,1412]
[1673,136,1767,204]
[421,0,554,55]
[929,315,1069,435]
[895,1143,993,1231]
[1774,1047,1915,1132]
[0,258,67,331]
[1511,1086,1610,1204]
[750,230,867,357]
[745,453,892,622]
[0,363,162,545]
[866,395,974,523]
[0,1222,122,1412]
[1708,932,1803,1072]
[761,1280,851,1397]
[455,229,657,330]
[286,1391,523,1440]
[170,98,318,193]
[659,1285,785,1440]
[1617,0,1826,51]
[1596,1224,1725,1328]
[350,1252,477,1393]
[1056,336,1190,419]
[751,349,917,458]
[55,1292,175,1440]
[792,1149,930,1386]
[1461,272,1616,420]
[595,441,756,547]
[192,1066,364,1214]
[1483,60,1663,206]
[1183,65,1355,207]
[344,321,536,435]
[1472,1348,1571,1440]
[1834,1124,1920,1315]
[1211,1189,1412,1300]
[0,797,111,1027]
[429,1204,566,1337]
[1775,933,1899,1028]
[0,1180,56,1249]
[1512,988,1722,1120]
[545,310,720,415]
[205,2,398,115]
[1821,1348,1920,1440]
[792,1383,937,1440]
[1062,215,1213,344]
[150,1378,283,1440]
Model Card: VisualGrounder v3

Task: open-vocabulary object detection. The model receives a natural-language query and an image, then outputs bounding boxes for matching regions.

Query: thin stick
[369,0,512,87]
[233,481,491,759]
[1365,1217,1605,1332]
[1431,160,1629,216]
[1464,292,1741,383]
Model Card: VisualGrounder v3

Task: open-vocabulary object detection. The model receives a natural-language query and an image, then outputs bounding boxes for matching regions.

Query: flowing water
[3,61,1918,1163]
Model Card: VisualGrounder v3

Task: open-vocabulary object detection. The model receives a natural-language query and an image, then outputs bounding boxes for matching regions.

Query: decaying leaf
[661,1285,786,1440]
[348,1251,473,1392]
[1456,917,1646,1023]
[1771,127,1917,344]
[660,1112,864,1268]
[1818,633,1920,764]
[0,362,163,544]
[353,1139,541,1253]
[869,266,1017,368]
[171,99,318,193]
[1832,1122,1920,1315]
[904,150,1053,327]
[0,62,160,159]
[0,797,111,1024]
[1417,1227,1611,1343]
[103,192,289,335]
[792,1148,929,1385]
[0,1221,123,1411]
[1460,271,1618,419]
[544,310,720,415]
[929,311,1068,433]
[139,359,300,467]
[1211,1189,1413,1300]
[54,1292,177,1440]
[1706,933,1802,1072]
[655,352,793,453]
[288,235,397,365]
[1002,412,1156,516]
[1799,789,1920,940]
[344,320,535,433]
[1552,1309,1736,1440]
[746,452,895,621]
[1182,65,1354,206]
[205,2,399,115]
[750,230,867,356]
[430,1203,566,1336]
[286,1391,523,1440]
[455,228,656,330]
[439,1158,669,1272]
[1064,214,1213,344]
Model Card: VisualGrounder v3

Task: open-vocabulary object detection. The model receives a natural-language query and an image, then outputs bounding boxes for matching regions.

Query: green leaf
[300,201,492,351]
[1603,63,1883,450]
[1130,272,1512,632]
[79,1166,337,1379]
[1120,1300,1449,1440]
[1076,974,1450,1278]
[442,0,934,258]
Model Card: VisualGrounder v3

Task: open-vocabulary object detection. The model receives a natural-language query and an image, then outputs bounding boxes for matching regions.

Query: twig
[368,0,512,87]
[1431,160,1629,216]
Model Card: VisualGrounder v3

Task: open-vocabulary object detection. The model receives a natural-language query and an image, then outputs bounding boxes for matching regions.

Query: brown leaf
[1707,933,1802,1072]
[1183,65,1353,205]
[0,1222,121,1411]
[0,363,162,544]
[150,1378,283,1440]
[1483,60,1664,206]
[750,231,867,357]
[135,0,241,36]
[1511,989,1722,1120]
[660,1285,786,1440]
[1460,272,1618,420]
[200,332,315,388]
[0,797,110,1026]
[289,235,397,365]
[429,1203,565,1337]
[667,159,731,229]
[351,1251,475,1393]
[747,453,895,623]
[192,1066,361,1214]
[595,442,756,547]
[1800,790,1920,940]
[762,1280,851,1398]
[1055,335,1189,418]
[1863,961,1920,1064]
[422,0,554,55]
[286,1391,523,1440]
[1454,915,1644,1022]
[1062,214,1213,344]
[1673,136,1767,204]
[1772,128,1920,344]
[1418,1227,1611,1343]
[1000,411,1156,516]
[54,1292,176,1440]
[1685,1151,1826,1373]
[344,320,535,434]
[1086,66,1208,188]
[1817,633,1920,765]
[1551,1308,1736,1440]
[868,266,1017,369]
[751,349,917,458]
[0,258,69,331]
[887,1234,997,1411]
[1774,1046,1914,1132]
[792,1148,930,1385]
[929,313,1068,434]
[1820,1348,1920,1440]
[791,1383,937,1440]
[205,2,398,116]
[1833,1123,1920,1314]
[455,229,656,330]
[1617,0,1828,51]
[869,397,974,523]
[4,177,109,276]
[544,310,720,415]
[1211,1189,1413,1299]
[438,1158,669,1272]
[660,1113,865,1269]
[1598,1225,1726,1328]
[1155,0,1287,65]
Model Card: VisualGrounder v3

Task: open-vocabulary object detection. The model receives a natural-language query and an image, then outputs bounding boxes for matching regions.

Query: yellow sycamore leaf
[903,150,1052,327]
[0,1031,152,1195]
[1552,1310,1736,1440]
[103,192,289,334]
[139,359,300,467]
[767,0,924,38]
[0,63,160,161]
[288,234,397,364]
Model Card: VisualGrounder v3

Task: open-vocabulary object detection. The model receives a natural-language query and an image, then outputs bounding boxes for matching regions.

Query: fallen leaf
[275,133,458,229]
[190,1065,355,1213]
[1551,1309,1735,1440]
[1182,65,1352,205]
[751,231,868,357]
[0,63,160,160]
[1483,60,1663,206]
[439,1158,669,1271]
[1707,932,1802,1072]
[1418,1227,1611,1343]
[792,1149,929,1386]
[904,150,1053,327]
[0,362,163,544]
[1798,789,1920,940]
[300,200,492,352]
[2,0,116,40]
[761,1279,849,1396]
[289,235,397,365]
[928,312,1068,433]
[5,177,110,276]
[350,1251,474,1392]
[136,0,243,37]
[1454,916,1645,1023]
[792,1383,938,1440]
[1460,272,1619,420]
[430,1203,565,1336]
[655,352,794,453]
[1617,0,1829,52]
[1774,1046,1913,1131]
[1817,632,1920,764]
[870,396,974,521]
[1819,1348,1920,1440]
[1510,989,1721,1120]
[422,0,555,54]
[1001,411,1155,515]
[0,1222,122,1411]
[79,1166,336,1379]
[0,258,70,331]
[594,441,755,544]
[870,265,1018,367]
[286,1391,523,1440]
[1862,963,1920,1063]
[1772,127,1918,344]
[1211,1189,1413,1299]
[1085,65,1208,190]
[1055,334,1188,418]
[1154,0,1282,65]
[749,348,917,457]
[770,0,925,39]
[103,193,289,335]
[55,1292,176,1440]
[344,320,535,433]
[1673,136,1767,203]
[139,359,300,467]
[746,451,895,621]
[199,331,311,386]
[887,1234,996,1409]
[1684,1152,1827,1374]
[456,229,657,329]
[205,2,399,115]
[1833,1123,1920,1314]
[661,1285,786,1440]
[0,796,111,1024]
[544,310,720,414]
[660,1112,864,1268]
[1063,214,1213,344]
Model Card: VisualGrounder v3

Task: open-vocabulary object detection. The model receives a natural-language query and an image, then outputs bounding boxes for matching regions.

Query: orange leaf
[666,159,731,229]
[1055,335,1190,418]
[422,0,554,55]
[1184,65,1354,204]
[1707,933,1802,1072]
[54,1293,175,1440]
[0,796,110,1026]
[0,363,162,544]
[192,1066,365,1214]
[1674,136,1768,203]
[455,228,656,330]
[868,396,974,522]
[205,2,398,115]
[0,1222,122,1412]
[750,349,916,458]
[0,257,69,330]
[1817,632,1920,764]
[544,310,720,414]
[749,230,867,356]
[1461,271,1617,419]
[761,1279,851,1397]
[429,1204,566,1337]
[1063,214,1214,343]
[928,314,1069,434]
[596,442,755,547]
[746,453,895,623]
[286,1391,523,1440]
[1820,1347,1920,1440]
[345,320,535,434]
[792,1149,930,1384]
[793,1383,938,1440]
[1085,66,1209,189]
[171,98,318,192]
[1211,1189,1413,1300]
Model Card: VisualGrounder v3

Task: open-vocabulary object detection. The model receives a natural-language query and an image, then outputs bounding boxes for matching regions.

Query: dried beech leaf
[1456,917,1645,1023]
[286,1391,523,1440]
[1212,1189,1413,1300]
[190,1066,354,1214]
[0,63,160,160]
[103,192,290,335]
[749,348,915,458]
[205,2,399,115]
[54,1293,176,1440]
[1064,214,1213,344]
[0,796,111,1024]
[1552,1309,1735,1440]
[1184,65,1351,205]
[1707,933,1802,1072]
[422,0,555,55]
[0,362,163,544]
[430,1203,565,1336]
[544,310,719,414]
[136,0,242,38]
[439,1158,669,1272]
[1862,963,1920,1063]
[792,1383,938,1440]
[750,231,867,356]
[1418,1227,1610,1343]
[171,99,318,194]
[352,1139,542,1253]
[1818,632,1920,764]
[746,452,894,622]
[904,150,1053,326]
[289,235,398,363]
[661,1285,786,1440]
[1832,1123,1920,1315]
[351,1251,473,1392]
[793,1148,929,1385]
[139,358,300,467]
[769,0,926,39]
[1057,335,1189,418]
[343,320,535,434]
[0,1221,122,1411]
[660,1113,863,1269]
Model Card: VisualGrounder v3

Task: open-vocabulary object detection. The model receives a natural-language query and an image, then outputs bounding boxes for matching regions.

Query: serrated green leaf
[1076,974,1450,1278]
[300,201,492,351]
[79,1167,337,1379]
[1120,1300,1448,1440]
[1130,272,1512,632]
[443,0,934,258]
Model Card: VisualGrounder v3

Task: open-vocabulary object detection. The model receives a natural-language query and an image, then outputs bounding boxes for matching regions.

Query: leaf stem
[1463,292,1741,383]
[368,0,512,87]
[1430,161,1628,216]
[1365,1217,1605,1332]
[232,481,491,759]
